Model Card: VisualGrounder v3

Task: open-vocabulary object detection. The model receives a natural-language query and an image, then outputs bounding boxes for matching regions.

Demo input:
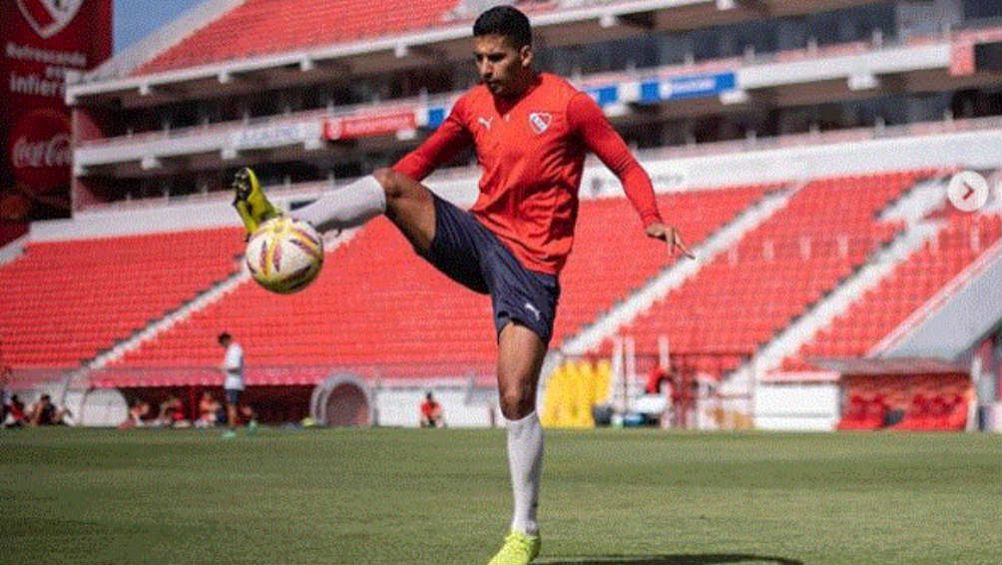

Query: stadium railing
[73,114,1002,213]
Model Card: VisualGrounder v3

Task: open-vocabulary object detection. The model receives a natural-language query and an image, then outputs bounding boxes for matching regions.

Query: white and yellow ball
[245,217,324,294]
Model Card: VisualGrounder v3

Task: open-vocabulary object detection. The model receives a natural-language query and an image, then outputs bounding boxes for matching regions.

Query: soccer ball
[245,217,324,294]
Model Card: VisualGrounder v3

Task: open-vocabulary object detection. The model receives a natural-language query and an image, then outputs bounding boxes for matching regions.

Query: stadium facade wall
[738,42,949,89]
[373,387,496,428]
[754,383,840,431]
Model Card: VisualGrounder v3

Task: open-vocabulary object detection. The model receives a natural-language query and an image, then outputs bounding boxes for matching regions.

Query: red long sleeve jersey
[394,73,662,275]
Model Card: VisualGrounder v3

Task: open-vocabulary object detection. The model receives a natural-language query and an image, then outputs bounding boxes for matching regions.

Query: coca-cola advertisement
[0,0,112,224]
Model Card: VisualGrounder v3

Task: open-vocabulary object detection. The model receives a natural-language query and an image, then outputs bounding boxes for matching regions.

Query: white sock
[291,176,386,233]
[505,411,543,536]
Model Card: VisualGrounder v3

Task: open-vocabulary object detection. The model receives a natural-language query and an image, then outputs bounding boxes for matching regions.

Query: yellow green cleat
[487,531,540,565]
[231,167,280,235]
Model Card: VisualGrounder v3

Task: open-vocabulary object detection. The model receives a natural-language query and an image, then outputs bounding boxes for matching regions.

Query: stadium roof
[811,357,970,376]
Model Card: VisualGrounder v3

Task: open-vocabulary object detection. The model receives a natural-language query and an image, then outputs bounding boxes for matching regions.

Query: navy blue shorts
[421,194,560,346]
[225,389,241,405]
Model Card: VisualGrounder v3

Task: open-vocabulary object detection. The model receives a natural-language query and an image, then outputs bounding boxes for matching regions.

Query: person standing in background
[218,332,245,439]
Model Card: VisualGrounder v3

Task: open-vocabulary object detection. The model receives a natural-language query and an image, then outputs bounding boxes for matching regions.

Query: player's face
[474,35,533,98]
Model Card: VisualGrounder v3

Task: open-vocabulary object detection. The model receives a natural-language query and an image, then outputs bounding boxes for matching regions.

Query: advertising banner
[232,122,310,151]
[1,0,112,224]
[324,111,417,141]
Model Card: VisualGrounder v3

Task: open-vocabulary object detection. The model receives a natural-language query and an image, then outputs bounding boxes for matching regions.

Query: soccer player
[232,6,691,563]
[217,332,244,439]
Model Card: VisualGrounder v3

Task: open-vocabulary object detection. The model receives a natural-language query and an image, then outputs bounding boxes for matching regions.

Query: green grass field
[1,427,998,565]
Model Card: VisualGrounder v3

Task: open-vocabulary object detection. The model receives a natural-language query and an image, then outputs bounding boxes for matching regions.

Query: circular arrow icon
[947,171,989,213]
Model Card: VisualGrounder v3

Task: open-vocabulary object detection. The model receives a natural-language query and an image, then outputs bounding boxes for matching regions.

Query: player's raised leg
[231,167,436,254]
[489,322,546,565]
[369,168,437,254]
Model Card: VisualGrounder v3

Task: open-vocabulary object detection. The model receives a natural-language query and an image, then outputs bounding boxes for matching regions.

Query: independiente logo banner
[15,0,84,40]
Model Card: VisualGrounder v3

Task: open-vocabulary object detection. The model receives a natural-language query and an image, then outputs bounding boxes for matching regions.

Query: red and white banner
[324,111,417,141]
[1,0,111,223]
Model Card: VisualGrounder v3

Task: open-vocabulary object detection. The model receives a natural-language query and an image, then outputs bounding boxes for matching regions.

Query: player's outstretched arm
[570,92,694,260]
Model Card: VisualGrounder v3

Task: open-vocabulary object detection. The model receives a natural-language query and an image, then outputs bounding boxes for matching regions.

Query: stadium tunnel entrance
[310,374,372,426]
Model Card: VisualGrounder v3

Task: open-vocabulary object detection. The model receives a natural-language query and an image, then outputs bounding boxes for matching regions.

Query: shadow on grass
[539,554,804,565]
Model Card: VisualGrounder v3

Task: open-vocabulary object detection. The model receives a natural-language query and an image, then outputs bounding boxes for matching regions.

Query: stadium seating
[5,169,986,397]
[111,217,499,381]
[0,228,244,368]
[108,185,772,383]
[80,28,982,152]
[786,211,1002,370]
[614,170,934,377]
[136,0,562,75]
[554,184,777,347]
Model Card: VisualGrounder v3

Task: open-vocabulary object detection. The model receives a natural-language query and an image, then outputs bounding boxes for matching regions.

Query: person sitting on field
[27,394,69,426]
[3,394,26,428]
[119,401,151,429]
[420,392,445,428]
[158,394,189,428]
[196,392,222,428]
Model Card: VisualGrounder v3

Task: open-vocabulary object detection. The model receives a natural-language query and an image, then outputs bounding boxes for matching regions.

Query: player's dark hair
[473,6,532,48]
[217,332,231,344]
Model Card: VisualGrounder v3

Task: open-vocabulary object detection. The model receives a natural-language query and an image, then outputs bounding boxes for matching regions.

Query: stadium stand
[553,184,778,347]
[613,170,936,377]
[111,217,498,381]
[107,185,770,383]
[10,167,983,390]
[136,0,454,74]
[787,212,1002,370]
[0,228,244,368]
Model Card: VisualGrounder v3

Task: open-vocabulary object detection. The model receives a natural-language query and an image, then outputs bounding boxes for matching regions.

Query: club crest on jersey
[528,112,552,135]
[16,0,83,39]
